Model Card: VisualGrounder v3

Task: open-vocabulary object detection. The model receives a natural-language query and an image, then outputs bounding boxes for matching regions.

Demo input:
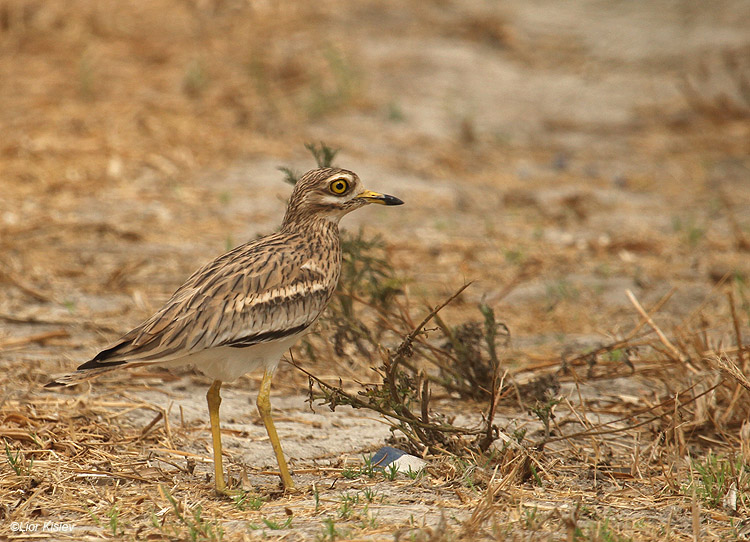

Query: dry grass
[0,0,367,194]
[3,251,749,540]
[2,1,750,541]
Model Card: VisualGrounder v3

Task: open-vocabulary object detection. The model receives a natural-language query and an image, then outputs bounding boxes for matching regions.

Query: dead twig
[541,381,721,445]
[0,329,69,349]
[626,289,687,364]
[0,264,58,303]
[294,282,510,455]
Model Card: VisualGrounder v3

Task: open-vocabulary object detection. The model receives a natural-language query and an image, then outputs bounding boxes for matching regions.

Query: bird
[46,168,404,495]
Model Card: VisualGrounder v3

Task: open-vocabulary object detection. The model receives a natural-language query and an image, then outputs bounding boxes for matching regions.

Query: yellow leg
[206,380,228,495]
[257,369,295,490]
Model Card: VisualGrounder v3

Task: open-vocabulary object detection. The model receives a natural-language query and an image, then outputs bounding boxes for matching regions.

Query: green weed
[672,215,706,247]
[224,235,234,252]
[340,492,360,506]
[529,463,543,487]
[387,101,405,122]
[384,462,400,481]
[160,485,224,542]
[530,397,561,440]
[107,505,122,537]
[522,506,540,530]
[580,519,632,542]
[604,348,624,362]
[183,59,209,98]
[341,455,377,480]
[359,505,378,529]
[249,516,293,530]
[306,46,360,118]
[341,466,361,480]
[278,142,339,187]
[313,483,321,512]
[232,491,264,511]
[317,517,343,541]
[338,500,353,519]
[503,249,525,264]
[684,453,748,510]
[306,141,339,168]
[362,487,380,503]
[545,279,580,307]
[405,466,424,480]
[86,505,101,527]
[4,439,33,476]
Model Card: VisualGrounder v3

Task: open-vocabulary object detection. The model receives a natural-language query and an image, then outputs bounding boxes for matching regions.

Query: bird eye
[329,178,349,195]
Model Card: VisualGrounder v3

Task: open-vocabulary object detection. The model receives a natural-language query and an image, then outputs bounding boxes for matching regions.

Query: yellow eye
[329,178,349,195]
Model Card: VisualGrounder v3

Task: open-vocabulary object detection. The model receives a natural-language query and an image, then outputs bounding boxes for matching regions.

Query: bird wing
[77,232,339,370]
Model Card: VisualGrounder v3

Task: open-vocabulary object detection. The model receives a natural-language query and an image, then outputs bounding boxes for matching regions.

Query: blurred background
[2,0,749,357]
[1,1,750,537]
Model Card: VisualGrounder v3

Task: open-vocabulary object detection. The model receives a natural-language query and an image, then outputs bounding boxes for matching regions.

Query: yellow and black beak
[354,190,404,206]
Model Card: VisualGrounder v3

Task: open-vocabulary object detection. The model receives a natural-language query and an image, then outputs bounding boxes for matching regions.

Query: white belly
[162,333,303,382]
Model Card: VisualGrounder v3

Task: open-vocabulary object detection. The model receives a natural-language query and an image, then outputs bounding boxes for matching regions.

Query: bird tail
[45,356,149,388]
[45,366,123,388]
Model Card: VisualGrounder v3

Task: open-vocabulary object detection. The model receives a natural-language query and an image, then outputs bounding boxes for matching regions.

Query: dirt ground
[2,1,750,540]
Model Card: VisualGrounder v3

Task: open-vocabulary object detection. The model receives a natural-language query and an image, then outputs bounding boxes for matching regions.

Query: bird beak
[354,190,404,206]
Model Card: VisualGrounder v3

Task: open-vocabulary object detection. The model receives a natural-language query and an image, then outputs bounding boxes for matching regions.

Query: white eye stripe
[321,194,346,205]
[328,174,353,183]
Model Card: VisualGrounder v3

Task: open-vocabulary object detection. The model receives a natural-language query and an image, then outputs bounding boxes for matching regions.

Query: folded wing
[47,232,338,386]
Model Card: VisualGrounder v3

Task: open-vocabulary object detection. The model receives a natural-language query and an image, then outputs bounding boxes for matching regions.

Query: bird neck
[281,215,340,239]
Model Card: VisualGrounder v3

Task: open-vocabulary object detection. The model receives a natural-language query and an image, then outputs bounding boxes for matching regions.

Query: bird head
[283,168,403,226]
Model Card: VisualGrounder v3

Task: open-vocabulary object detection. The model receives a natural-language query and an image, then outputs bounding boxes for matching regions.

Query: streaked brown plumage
[46,167,403,494]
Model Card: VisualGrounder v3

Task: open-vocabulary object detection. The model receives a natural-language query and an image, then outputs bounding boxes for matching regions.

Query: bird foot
[282,483,300,495]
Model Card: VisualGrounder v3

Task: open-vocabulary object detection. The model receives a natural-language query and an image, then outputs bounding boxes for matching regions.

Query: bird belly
[164,333,303,382]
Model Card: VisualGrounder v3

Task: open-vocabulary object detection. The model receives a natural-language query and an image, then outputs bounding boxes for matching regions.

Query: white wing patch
[228,281,330,313]
[300,259,327,275]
